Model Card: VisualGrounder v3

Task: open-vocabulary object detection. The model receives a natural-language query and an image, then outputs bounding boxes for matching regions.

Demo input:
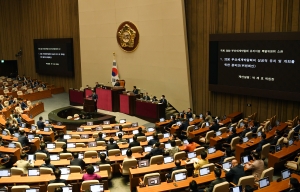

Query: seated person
[96,153,111,165]
[20,100,27,110]
[165,140,179,158]
[82,165,101,181]
[135,127,145,137]
[49,169,67,184]
[193,151,209,174]
[253,133,267,153]
[219,148,232,164]
[16,153,34,174]
[183,138,197,152]
[147,142,164,158]
[132,86,139,95]
[60,144,71,153]
[114,79,120,86]
[166,160,184,179]
[37,116,46,130]
[124,149,136,160]
[116,133,127,143]
[244,185,254,192]
[240,123,250,138]
[209,120,220,132]
[270,130,282,145]
[143,92,150,101]
[293,119,300,134]
[129,135,140,148]
[225,159,245,185]
[189,180,201,192]
[289,177,300,192]
[41,157,56,172]
[200,168,226,192]
[226,127,238,144]
[0,136,4,146]
[56,132,67,143]
[165,115,177,132]
[251,122,260,133]
[151,96,158,102]
[148,133,159,146]
[119,125,123,132]
[36,143,49,156]
[70,152,86,170]
[205,111,213,123]
[31,129,43,140]
[244,152,264,181]
[106,138,119,150]
[18,130,29,147]
[95,132,106,142]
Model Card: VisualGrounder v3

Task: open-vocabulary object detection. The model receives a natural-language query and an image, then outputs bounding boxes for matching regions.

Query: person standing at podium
[88,90,98,112]
[132,86,139,95]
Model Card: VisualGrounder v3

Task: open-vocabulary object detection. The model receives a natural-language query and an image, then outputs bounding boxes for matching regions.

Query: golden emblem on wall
[116,21,139,52]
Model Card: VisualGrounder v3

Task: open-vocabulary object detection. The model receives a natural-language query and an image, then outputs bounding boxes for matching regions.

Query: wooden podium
[83,98,95,112]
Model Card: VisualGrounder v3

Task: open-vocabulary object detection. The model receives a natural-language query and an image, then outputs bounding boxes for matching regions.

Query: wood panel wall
[0,0,81,90]
[185,0,300,122]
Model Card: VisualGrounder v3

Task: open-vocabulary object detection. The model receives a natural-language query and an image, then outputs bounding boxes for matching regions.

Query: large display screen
[34,38,74,77]
[209,32,300,101]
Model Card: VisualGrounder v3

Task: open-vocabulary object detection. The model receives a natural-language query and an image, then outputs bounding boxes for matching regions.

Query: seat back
[223,156,235,163]
[260,167,274,181]
[67,116,72,119]
[55,141,66,148]
[47,183,65,192]
[205,131,215,143]
[237,175,255,188]
[201,163,215,172]
[277,137,284,146]
[237,119,243,128]
[131,146,143,153]
[219,127,228,133]
[67,165,82,173]
[194,147,205,156]
[84,151,98,158]
[245,132,252,139]
[4,101,9,107]
[186,125,195,137]
[81,180,99,191]
[36,152,47,160]
[11,185,30,192]
[99,164,112,179]
[137,136,146,142]
[230,136,240,151]
[257,126,263,133]
[261,143,270,160]
[171,169,187,180]
[71,134,80,139]
[108,149,121,156]
[150,155,164,165]
[157,133,163,139]
[201,122,206,128]
[174,151,186,161]
[40,167,53,174]
[60,153,72,159]
[143,173,160,184]
[287,129,295,141]
[13,141,22,149]
[122,159,137,175]
[175,139,182,146]
[96,141,106,146]
[76,143,86,147]
[11,167,24,175]
[212,181,229,192]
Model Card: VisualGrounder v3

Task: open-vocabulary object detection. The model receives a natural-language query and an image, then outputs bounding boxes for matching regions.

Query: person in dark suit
[186,108,193,119]
[203,168,226,192]
[143,92,150,101]
[189,180,202,192]
[95,82,101,88]
[151,96,158,102]
[219,148,232,164]
[159,95,167,108]
[20,100,27,110]
[135,127,145,137]
[89,90,98,112]
[148,142,164,158]
[49,169,67,185]
[165,115,177,132]
[106,138,119,151]
[18,130,29,147]
[148,133,159,146]
[41,157,56,172]
[116,133,127,143]
[36,143,49,156]
[270,130,282,145]
[251,122,260,133]
[16,75,22,81]
[289,177,300,192]
[253,133,268,153]
[37,116,46,130]
[179,119,189,132]
[226,127,238,144]
[8,96,14,105]
[95,132,106,142]
[56,132,67,143]
[240,123,250,138]
[41,83,46,89]
[209,120,220,132]
[294,119,300,134]
[114,79,120,86]
[132,86,139,95]
[225,159,246,184]
[96,153,111,165]
[166,160,184,179]
[129,135,140,148]
[70,152,86,170]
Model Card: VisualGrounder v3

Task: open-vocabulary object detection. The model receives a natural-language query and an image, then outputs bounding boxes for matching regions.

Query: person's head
[262,133,266,139]
[231,159,238,167]
[251,152,260,160]
[206,111,211,116]
[161,95,165,98]
[188,108,192,112]
[189,180,198,191]
[119,125,123,131]
[109,138,114,144]
[290,177,300,189]
[153,133,158,140]
[188,137,193,144]
[244,185,254,192]
[155,142,160,148]
[133,135,137,142]
[39,116,43,121]
[213,120,218,124]
[20,130,25,135]
[20,153,27,160]
[170,140,176,147]
[73,152,79,159]
[40,143,46,150]
[133,86,136,89]
[54,169,61,179]
[100,153,107,161]
[171,115,176,120]
[232,127,237,134]
[200,151,207,160]
[138,127,143,133]
[244,123,248,129]
[59,132,64,138]
[214,168,221,178]
[54,187,62,192]
[126,149,132,157]
[86,165,95,175]
[173,133,178,140]
[95,82,99,84]
[118,133,123,139]
[98,132,103,138]
[62,144,67,151]
[175,160,181,167]
[44,157,50,164]
[145,92,148,95]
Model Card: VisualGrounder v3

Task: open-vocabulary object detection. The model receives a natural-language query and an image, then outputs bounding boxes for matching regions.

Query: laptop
[205,122,210,126]
[28,154,36,161]
[138,159,150,168]
[222,162,231,172]
[176,122,182,126]
[81,134,89,139]
[8,143,16,148]
[90,184,104,192]
[147,136,153,141]
[28,134,35,140]
[50,154,60,161]
[31,125,36,131]
[45,120,49,124]
[230,186,242,192]
[259,177,270,189]
[147,176,161,186]
[67,143,76,148]
[281,169,291,180]
[2,130,8,136]
[288,139,294,146]
[165,143,171,149]
[14,132,19,138]
[132,122,138,127]
[189,118,193,122]
[129,138,133,143]
[257,131,262,137]
[88,142,97,147]
[216,131,221,136]
[96,127,103,131]
[144,146,153,153]
[199,114,203,118]
[43,127,50,132]
[164,156,174,164]
[147,127,155,132]
[116,131,123,136]
[119,119,126,124]
[61,186,72,192]
[59,167,70,175]
[28,168,40,176]
[47,143,56,149]
[240,122,245,127]
[242,137,249,143]
[57,122,62,126]
[207,147,216,154]
[164,133,170,138]
[183,139,189,145]
[132,130,139,135]
[0,169,11,177]
[25,189,40,192]
[103,121,110,125]
[187,152,196,159]
[241,155,249,166]
[78,152,84,159]
[199,167,210,176]
[174,172,187,181]
[275,145,282,152]
[87,122,93,126]
[114,126,120,130]
[121,149,128,156]
[77,127,84,132]
[160,118,165,122]
[194,126,199,130]
[64,134,72,139]
[21,123,26,128]
[93,165,100,172]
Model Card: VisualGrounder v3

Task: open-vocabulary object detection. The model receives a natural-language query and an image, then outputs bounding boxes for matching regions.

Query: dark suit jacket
[135,132,145,137]
[225,164,246,184]
[294,124,300,133]
[49,179,67,185]
[91,93,98,100]
[251,126,259,133]
[210,123,220,132]
[179,121,189,131]
[149,148,164,157]
[41,163,56,172]
[255,139,268,152]
[57,138,67,143]
[143,95,150,100]
[170,165,185,176]
[18,135,29,147]
[133,89,139,95]
[37,121,45,129]
[70,158,86,169]
[96,160,111,165]
[148,139,159,146]
[226,133,238,144]
[270,135,281,145]
[240,128,251,138]
[166,120,177,128]
[106,143,119,150]
[95,137,106,142]
[186,112,193,119]
[114,82,120,86]
[206,177,226,192]
[129,141,140,148]
[21,102,27,110]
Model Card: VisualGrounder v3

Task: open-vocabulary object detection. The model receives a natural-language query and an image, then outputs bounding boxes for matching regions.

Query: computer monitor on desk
[174,172,187,181]
[230,186,242,192]
[259,177,270,189]
[281,169,291,180]
[147,176,161,186]
[0,169,11,177]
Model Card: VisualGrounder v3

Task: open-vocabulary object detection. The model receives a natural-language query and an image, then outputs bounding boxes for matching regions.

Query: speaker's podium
[83,98,95,112]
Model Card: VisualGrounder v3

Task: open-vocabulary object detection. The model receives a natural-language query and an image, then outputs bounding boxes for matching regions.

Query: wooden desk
[0,135,40,150]
[1,104,17,120]
[69,89,84,106]
[23,102,44,118]
[189,127,210,138]
[96,87,125,112]
[209,127,244,147]
[235,123,288,163]
[23,128,55,142]
[21,114,35,124]
[119,94,136,116]
[50,86,64,94]
[255,173,300,192]
[170,119,202,134]
[268,140,300,168]
[135,100,165,122]
[18,89,52,101]
[155,119,172,127]
[52,125,67,133]
[0,146,21,160]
